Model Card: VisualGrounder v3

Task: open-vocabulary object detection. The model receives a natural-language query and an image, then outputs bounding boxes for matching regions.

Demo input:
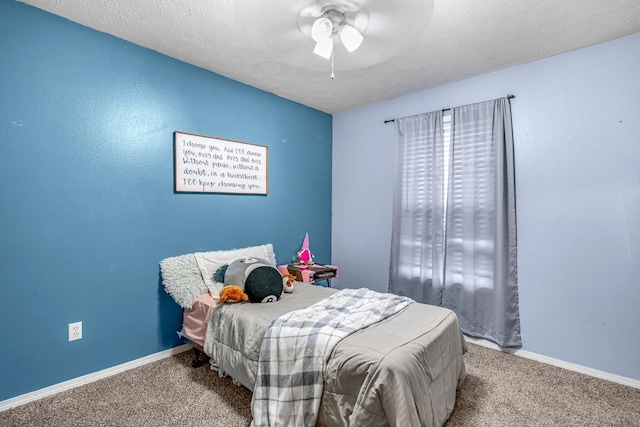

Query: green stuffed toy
[216,257,283,303]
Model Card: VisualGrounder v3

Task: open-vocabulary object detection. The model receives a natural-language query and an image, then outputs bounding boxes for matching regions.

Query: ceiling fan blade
[299,4,323,18]
[298,3,325,37]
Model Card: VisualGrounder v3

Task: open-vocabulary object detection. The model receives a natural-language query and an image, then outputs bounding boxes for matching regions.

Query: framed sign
[174,131,268,194]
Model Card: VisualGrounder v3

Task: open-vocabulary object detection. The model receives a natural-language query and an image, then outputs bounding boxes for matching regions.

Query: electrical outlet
[69,321,82,341]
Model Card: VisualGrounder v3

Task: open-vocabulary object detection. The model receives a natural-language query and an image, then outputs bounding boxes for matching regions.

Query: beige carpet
[1,343,639,426]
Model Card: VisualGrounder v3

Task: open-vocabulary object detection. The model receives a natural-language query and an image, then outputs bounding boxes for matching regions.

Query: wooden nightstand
[277,263,338,287]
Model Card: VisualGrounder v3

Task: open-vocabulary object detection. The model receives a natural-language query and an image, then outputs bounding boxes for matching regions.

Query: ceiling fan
[289,0,433,77]
[309,7,365,59]
[298,2,370,60]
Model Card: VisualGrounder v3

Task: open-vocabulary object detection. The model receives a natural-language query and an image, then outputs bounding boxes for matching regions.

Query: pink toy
[297,233,314,264]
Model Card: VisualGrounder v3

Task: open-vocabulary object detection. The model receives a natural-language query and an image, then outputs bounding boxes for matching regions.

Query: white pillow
[194,244,277,298]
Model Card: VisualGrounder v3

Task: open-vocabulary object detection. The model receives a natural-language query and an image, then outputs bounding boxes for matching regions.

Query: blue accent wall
[0,1,332,401]
[333,33,640,381]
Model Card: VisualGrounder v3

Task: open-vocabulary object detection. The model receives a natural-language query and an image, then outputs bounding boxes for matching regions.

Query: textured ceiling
[20,0,640,114]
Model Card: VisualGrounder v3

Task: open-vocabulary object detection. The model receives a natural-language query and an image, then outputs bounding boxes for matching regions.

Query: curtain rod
[383,94,515,124]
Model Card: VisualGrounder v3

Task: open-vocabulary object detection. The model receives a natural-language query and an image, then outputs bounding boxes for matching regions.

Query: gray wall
[332,33,640,381]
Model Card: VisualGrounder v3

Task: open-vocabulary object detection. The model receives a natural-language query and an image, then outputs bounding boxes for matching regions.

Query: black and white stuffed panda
[216,257,283,303]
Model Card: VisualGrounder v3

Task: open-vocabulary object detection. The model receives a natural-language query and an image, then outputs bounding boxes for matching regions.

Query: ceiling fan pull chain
[331,48,335,80]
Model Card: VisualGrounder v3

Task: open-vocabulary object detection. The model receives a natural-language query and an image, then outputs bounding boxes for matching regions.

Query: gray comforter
[203,283,466,427]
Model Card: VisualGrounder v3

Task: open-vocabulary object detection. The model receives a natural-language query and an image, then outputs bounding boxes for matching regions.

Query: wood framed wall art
[174,131,268,194]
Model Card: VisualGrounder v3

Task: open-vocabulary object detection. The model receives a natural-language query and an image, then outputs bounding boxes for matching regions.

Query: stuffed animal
[218,285,249,303]
[218,257,283,303]
[282,273,296,293]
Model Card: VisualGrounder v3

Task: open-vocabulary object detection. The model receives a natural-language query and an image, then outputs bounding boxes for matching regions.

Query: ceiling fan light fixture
[339,24,363,52]
[311,17,333,42]
[313,37,334,59]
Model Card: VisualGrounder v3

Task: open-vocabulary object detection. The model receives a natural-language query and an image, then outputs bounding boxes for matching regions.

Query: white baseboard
[0,343,193,412]
[465,336,640,389]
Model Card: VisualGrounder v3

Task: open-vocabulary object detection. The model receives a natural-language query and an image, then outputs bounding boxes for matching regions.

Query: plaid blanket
[250,288,413,427]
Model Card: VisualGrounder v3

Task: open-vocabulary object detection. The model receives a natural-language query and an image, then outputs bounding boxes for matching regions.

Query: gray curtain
[390,97,521,348]
[389,111,445,305]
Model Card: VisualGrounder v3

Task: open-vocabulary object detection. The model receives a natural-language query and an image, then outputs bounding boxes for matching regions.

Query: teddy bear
[218,285,249,303]
[282,273,296,293]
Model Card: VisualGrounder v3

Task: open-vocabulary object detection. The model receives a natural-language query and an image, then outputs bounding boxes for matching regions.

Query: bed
[161,244,466,427]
